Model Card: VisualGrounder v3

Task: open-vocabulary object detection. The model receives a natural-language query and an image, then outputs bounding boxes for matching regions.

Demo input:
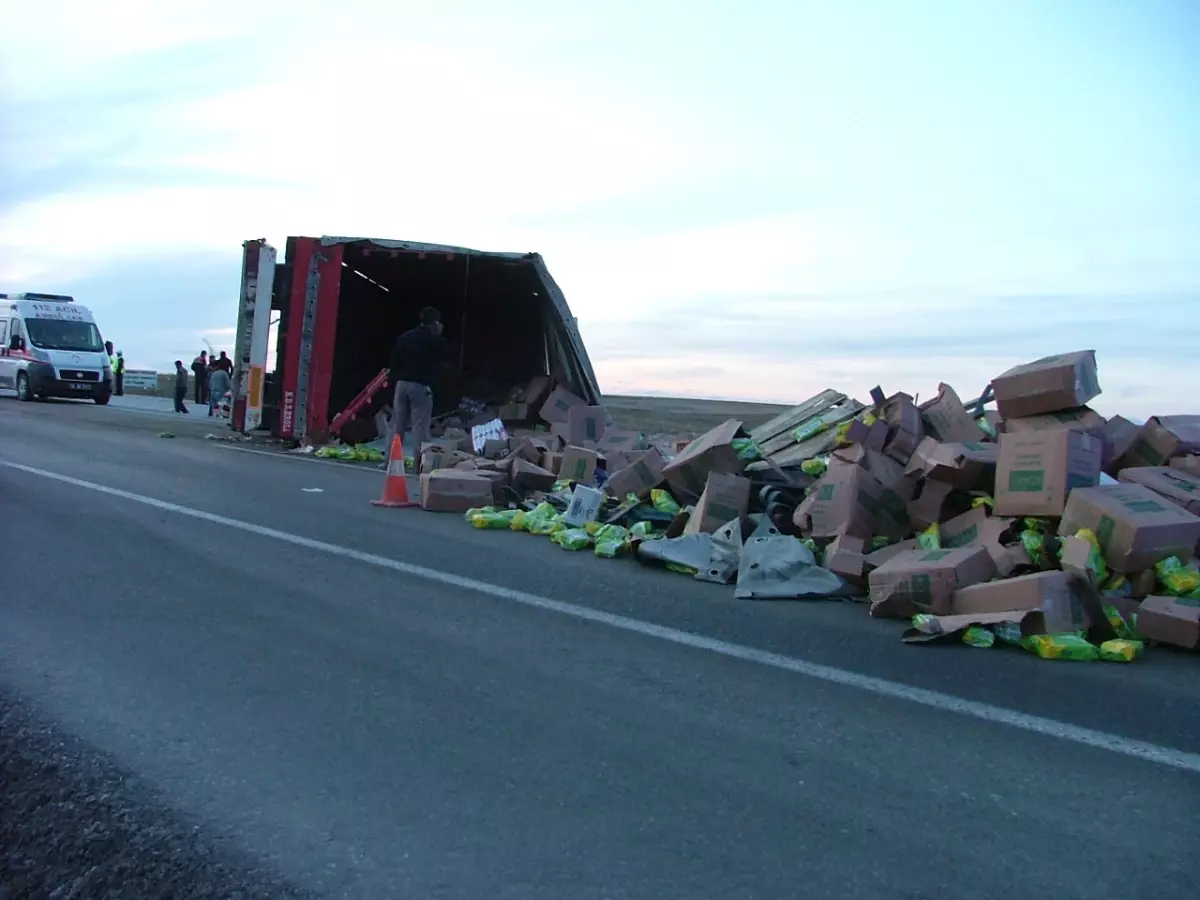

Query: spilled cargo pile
[407,350,1200,662]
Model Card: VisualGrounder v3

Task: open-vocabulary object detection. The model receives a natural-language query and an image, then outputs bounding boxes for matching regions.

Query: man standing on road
[384,306,447,467]
[191,351,208,405]
[208,363,231,418]
[173,360,190,414]
[114,351,125,396]
[212,350,233,375]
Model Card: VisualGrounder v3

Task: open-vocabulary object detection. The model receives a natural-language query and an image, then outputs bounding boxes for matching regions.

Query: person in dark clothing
[212,350,233,374]
[191,351,208,404]
[173,360,190,413]
[384,307,447,464]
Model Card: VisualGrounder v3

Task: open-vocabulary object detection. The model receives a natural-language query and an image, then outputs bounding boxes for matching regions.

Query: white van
[0,293,113,404]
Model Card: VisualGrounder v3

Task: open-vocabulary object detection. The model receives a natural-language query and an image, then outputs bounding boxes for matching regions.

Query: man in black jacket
[384,306,447,464]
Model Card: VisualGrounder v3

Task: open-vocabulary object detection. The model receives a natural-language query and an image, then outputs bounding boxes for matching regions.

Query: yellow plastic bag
[550,528,592,551]
[1099,639,1144,663]
[800,457,828,477]
[1155,556,1200,596]
[469,509,520,529]
[918,523,941,551]
[1020,633,1099,661]
[650,489,681,515]
[522,502,562,535]
[593,524,631,558]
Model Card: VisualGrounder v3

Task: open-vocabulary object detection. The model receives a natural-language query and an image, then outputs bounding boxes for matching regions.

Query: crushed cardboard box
[1058,483,1200,573]
[868,546,997,618]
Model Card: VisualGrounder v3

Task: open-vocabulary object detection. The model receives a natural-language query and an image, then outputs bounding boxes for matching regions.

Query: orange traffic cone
[372,435,417,508]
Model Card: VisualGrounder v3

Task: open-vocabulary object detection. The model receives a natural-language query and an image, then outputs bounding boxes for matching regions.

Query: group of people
[173,350,233,415]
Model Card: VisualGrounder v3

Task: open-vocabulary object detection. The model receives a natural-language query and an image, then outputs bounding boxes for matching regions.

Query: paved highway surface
[2,398,1198,899]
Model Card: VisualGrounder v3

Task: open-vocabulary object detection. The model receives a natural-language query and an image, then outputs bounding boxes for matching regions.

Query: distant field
[134,380,793,438]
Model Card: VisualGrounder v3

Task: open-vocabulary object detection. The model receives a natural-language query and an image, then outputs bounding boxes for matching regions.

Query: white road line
[4,457,1200,776]
[217,444,380,472]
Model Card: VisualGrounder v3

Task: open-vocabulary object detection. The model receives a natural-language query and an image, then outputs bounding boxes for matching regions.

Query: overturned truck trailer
[229,235,603,441]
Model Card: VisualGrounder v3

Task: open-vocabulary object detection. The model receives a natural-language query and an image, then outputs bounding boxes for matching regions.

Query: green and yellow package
[1020,633,1099,661]
[550,528,592,551]
[1155,556,1200,596]
[961,626,996,648]
[650,489,681,515]
[1099,639,1144,663]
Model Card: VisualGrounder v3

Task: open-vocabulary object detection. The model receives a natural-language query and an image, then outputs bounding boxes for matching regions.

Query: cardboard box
[596,429,646,455]
[563,484,604,527]
[558,445,599,484]
[1171,456,1200,477]
[498,402,531,422]
[991,350,1101,418]
[1117,466,1200,516]
[823,534,867,585]
[520,375,553,408]
[1058,483,1200,572]
[419,471,495,512]
[794,463,910,540]
[1114,415,1200,469]
[919,383,985,443]
[882,393,925,464]
[1138,595,1200,648]
[483,438,510,460]
[504,437,544,465]
[949,570,1086,634]
[867,546,997,618]
[541,451,564,475]
[863,538,918,571]
[567,405,608,445]
[1002,407,1107,436]
[1101,415,1142,475]
[906,438,997,490]
[684,472,751,535]
[662,419,746,501]
[1059,536,1100,586]
[511,458,558,494]
[604,447,666,499]
[907,479,954,531]
[539,386,587,425]
[419,442,473,474]
[993,430,1102,517]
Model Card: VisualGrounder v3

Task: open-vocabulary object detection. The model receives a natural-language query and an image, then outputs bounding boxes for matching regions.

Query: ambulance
[0,293,114,404]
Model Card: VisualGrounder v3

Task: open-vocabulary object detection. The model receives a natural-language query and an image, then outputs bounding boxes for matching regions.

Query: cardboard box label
[1008,469,1044,492]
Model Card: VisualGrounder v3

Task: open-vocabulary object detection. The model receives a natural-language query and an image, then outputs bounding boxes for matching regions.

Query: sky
[2,0,1197,419]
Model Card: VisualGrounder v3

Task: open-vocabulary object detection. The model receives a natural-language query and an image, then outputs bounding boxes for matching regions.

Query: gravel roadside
[0,688,316,900]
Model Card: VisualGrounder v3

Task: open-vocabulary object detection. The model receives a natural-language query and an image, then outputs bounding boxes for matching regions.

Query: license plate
[68,382,90,390]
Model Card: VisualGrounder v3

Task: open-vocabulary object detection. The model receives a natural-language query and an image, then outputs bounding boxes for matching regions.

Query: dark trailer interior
[270,236,602,442]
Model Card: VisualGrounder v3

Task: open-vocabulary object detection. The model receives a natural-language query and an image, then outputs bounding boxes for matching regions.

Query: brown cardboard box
[550,422,571,444]
[867,546,997,618]
[684,472,751,534]
[834,444,909,492]
[823,534,868,585]
[907,479,954,531]
[498,402,531,422]
[520,375,553,408]
[511,458,558,494]
[863,538,919,571]
[482,438,510,460]
[663,419,747,501]
[567,405,608,445]
[882,393,925,464]
[795,463,910,540]
[1117,466,1200,516]
[949,570,1085,634]
[504,437,544,465]
[1002,407,1107,436]
[1112,415,1200,469]
[905,438,997,490]
[419,471,495,512]
[1171,456,1200,477]
[604,447,667,499]
[1058,483,1200,572]
[539,386,586,424]
[936,507,1029,575]
[558,446,600,484]
[991,350,1101,418]
[541,451,564,475]
[993,430,1102,517]
[1136,595,1200,649]
[1059,536,1100,586]
[419,442,473,474]
[596,429,647,455]
[1101,415,1142,475]
[919,383,985,443]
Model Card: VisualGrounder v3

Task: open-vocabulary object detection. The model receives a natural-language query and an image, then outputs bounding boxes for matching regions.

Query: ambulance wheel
[16,372,32,402]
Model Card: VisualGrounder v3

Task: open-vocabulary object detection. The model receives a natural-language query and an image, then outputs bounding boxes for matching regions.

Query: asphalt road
[2,398,1198,899]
